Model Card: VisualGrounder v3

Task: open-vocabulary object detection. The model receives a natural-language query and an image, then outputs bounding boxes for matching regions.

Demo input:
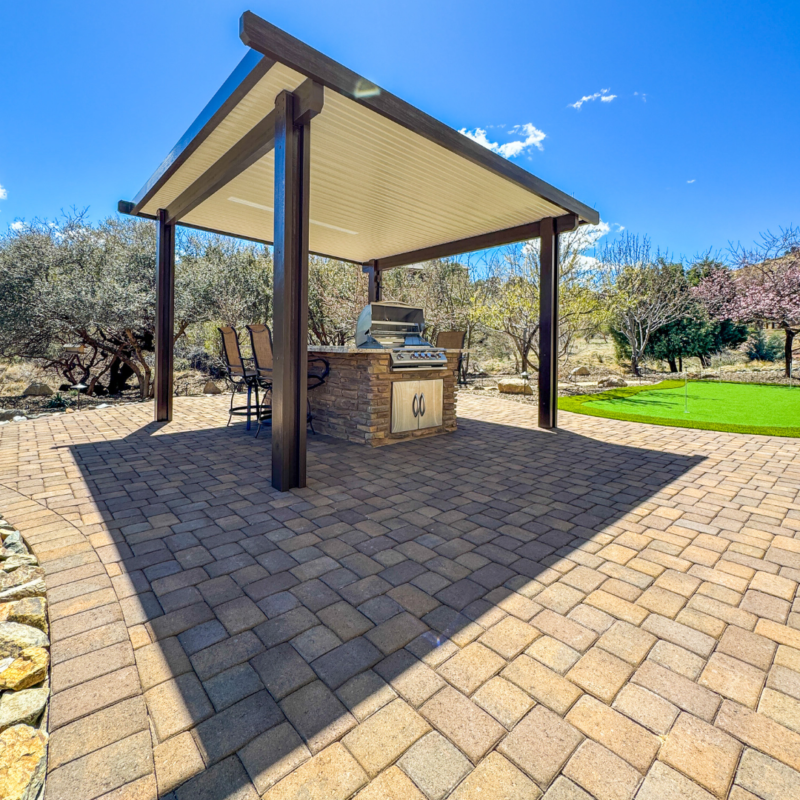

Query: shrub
[744,329,783,362]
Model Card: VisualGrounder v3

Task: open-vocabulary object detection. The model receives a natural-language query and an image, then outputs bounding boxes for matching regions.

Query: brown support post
[155,209,175,422]
[363,261,382,303]
[363,262,376,303]
[538,217,558,429]
[272,90,310,491]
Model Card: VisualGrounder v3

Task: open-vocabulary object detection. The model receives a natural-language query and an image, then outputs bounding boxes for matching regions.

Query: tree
[613,316,748,372]
[695,228,800,376]
[383,258,479,372]
[474,225,604,373]
[307,257,367,346]
[598,233,691,376]
[0,214,274,397]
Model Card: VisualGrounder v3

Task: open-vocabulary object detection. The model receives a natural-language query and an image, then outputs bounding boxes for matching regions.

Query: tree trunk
[699,354,710,368]
[786,328,796,378]
[107,358,135,394]
[679,356,683,372]
[630,352,641,377]
[668,358,678,373]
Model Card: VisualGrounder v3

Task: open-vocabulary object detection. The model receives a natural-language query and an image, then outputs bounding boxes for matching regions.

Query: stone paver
[660,712,742,797]
[3,392,800,798]
[399,731,472,800]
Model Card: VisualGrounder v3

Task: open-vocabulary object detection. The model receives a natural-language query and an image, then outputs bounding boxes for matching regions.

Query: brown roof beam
[164,78,323,225]
[240,12,599,225]
[131,50,276,214]
[117,199,363,265]
[371,214,581,270]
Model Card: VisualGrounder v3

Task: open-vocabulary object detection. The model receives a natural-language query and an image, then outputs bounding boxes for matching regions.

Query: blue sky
[2,0,798,260]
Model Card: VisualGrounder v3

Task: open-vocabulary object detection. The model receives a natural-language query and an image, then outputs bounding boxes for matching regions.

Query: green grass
[558,380,800,437]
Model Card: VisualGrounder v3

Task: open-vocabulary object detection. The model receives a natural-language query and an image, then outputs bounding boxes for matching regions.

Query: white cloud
[0,185,7,200]
[10,221,24,232]
[520,220,621,270]
[460,122,546,158]
[687,179,696,184]
[570,89,616,109]
[634,92,647,102]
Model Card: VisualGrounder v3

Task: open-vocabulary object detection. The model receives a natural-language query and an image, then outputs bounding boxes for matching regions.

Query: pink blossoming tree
[694,228,800,376]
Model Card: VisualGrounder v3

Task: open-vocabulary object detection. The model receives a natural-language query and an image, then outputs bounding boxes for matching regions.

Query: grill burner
[355,302,448,371]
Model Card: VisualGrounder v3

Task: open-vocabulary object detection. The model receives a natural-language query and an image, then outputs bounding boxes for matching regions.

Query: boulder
[0,412,15,422]
[0,582,46,604]
[0,556,38,574]
[0,600,47,633]
[21,384,52,398]
[571,366,591,377]
[497,378,534,396]
[598,376,628,388]
[0,724,48,800]
[0,534,27,557]
[203,380,223,395]
[0,568,44,594]
[0,649,48,691]
[0,689,48,733]
[0,623,49,659]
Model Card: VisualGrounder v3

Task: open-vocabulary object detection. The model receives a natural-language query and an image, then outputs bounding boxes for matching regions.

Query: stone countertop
[308,345,462,354]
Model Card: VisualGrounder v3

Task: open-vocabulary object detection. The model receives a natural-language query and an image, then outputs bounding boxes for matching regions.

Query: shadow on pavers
[50,405,703,799]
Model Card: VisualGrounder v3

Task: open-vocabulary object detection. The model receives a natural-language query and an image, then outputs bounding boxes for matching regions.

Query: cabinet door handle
[412,394,419,417]
[419,393,426,417]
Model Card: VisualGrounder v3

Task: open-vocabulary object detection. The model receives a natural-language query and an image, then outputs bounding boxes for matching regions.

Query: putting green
[558,380,800,437]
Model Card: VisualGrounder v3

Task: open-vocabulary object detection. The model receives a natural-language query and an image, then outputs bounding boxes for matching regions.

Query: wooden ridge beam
[165,78,323,225]
[371,214,580,270]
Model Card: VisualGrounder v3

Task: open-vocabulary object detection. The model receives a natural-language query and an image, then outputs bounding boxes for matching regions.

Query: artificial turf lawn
[558,380,800,437]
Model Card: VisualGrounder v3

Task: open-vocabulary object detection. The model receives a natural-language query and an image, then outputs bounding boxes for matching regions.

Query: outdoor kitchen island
[307,345,460,446]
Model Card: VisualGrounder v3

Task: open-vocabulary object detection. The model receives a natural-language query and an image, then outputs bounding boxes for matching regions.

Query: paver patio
[1,393,800,800]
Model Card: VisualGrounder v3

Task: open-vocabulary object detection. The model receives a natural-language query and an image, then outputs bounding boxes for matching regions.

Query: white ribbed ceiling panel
[135,57,588,264]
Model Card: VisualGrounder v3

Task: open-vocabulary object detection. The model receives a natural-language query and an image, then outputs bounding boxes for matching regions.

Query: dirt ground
[1,335,795,421]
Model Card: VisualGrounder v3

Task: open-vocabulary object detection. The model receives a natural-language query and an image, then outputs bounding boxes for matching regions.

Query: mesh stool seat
[218,326,259,430]
[246,324,274,437]
[246,324,330,438]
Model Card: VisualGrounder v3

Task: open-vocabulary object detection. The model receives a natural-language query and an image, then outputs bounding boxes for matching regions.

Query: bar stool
[246,324,330,438]
[218,326,259,430]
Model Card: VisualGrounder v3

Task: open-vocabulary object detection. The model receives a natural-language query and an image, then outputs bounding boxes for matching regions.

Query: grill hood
[355,302,428,349]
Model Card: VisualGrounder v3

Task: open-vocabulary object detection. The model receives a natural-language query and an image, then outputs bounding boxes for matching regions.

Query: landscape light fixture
[71,383,88,411]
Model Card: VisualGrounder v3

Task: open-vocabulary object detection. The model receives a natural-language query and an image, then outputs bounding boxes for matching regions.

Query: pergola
[120,12,599,492]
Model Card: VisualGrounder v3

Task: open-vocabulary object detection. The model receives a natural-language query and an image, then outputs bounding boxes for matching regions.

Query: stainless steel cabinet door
[418,379,443,429]
[391,381,420,433]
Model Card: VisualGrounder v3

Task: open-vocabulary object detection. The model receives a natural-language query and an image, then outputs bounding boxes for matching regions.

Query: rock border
[0,514,49,800]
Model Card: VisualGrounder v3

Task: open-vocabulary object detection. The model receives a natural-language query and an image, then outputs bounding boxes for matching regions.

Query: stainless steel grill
[355,302,448,371]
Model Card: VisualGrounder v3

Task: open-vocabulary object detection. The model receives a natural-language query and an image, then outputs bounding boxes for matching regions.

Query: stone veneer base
[307,349,459,446]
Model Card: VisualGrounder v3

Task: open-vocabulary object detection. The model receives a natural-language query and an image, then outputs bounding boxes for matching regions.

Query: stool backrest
[247,324,274,374]
[218,326,246,376]
[435,330,466,350]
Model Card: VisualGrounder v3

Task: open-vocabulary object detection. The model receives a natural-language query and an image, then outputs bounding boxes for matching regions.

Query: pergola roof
[122,12,599,266]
